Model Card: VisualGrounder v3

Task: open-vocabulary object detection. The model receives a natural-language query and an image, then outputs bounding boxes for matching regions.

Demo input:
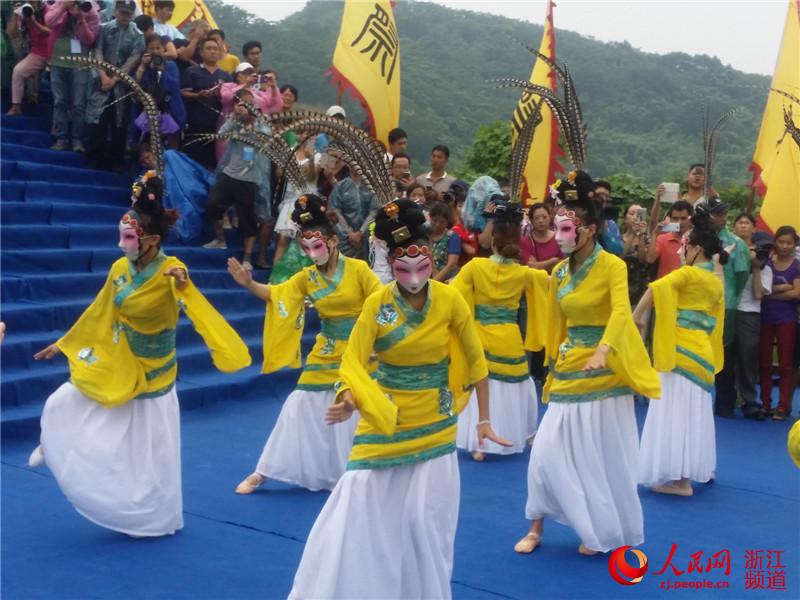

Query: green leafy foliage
[210,0,768,188]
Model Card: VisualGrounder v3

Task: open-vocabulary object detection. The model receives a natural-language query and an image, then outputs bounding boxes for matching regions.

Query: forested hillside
[209,0,770,185]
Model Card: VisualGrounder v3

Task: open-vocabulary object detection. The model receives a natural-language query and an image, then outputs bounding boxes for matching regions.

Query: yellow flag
[329,0,401,146]
[138,0,218,30]
[512,0,563,204]
[750,0,800,232]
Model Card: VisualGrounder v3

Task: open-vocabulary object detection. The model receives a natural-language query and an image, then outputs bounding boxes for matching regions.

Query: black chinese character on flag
[351,4,399,85]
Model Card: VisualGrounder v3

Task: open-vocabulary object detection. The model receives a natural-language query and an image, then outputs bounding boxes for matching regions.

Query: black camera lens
[151,55,164,67]
[22,5,34,17]
[80,1,93,12]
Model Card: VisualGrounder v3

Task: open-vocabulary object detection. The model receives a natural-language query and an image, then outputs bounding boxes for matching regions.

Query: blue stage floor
[2,388,798,599]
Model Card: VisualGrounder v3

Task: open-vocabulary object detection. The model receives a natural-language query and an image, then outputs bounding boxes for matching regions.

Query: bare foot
[6,105,22,116]
[235,472,266,494]
[471,451,485,462]
[578,543,598,556]
[652,481,693,497]
[514,532,541,554]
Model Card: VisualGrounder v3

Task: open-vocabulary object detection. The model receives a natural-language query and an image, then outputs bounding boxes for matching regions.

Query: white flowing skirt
[456,377,537,454]
[39,382,183,537]
[256,389,358,491]
[524,394,643,552]
[639,371,716,486]
[290,453,460,600]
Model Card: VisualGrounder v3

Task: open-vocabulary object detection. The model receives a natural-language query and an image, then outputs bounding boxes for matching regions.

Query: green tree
[458,121,511,182]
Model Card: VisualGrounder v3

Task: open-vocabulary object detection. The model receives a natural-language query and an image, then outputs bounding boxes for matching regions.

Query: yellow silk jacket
[451,256,548,382]
[336,281,488,470]
[539,245,661,403]
[650,263,725,391]
[57,253,251,407]
[262,255,382,390]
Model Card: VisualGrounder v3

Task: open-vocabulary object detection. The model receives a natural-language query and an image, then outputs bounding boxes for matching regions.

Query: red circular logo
[608,546,649,585]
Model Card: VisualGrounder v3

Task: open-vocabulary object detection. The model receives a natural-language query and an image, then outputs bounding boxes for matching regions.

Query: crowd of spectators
[3,0,798,419]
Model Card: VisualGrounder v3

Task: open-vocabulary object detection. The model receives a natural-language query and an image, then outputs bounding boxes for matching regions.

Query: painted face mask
[392,247,433,294]
[118,212,143,261]
[554,212,580,255]
[299,234,331,266]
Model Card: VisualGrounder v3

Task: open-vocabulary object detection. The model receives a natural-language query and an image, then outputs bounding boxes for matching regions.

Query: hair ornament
[567,171,577,184]
[391,244,431,259]
[555,206,582,226]
[300,230,325,240]
[383,201,400,220]
[121,211,144,236]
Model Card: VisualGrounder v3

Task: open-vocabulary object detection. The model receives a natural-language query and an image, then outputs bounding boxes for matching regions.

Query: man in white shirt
[736,232,773,419]
[415,145,455,194]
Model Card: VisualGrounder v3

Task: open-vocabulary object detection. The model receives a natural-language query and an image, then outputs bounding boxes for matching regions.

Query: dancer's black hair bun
[290,194,329,229]
[374,199,428,251]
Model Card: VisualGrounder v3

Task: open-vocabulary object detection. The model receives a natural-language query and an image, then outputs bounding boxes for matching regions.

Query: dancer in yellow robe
[31,175,251,537]
[635,208,725,496]
[515,172,660,556]
[290,199,510,599]
[452,203,548,459]
[232,194,383,494]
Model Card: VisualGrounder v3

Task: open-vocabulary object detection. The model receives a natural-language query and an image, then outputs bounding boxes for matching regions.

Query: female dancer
[290,199,509,599]
[31,175,251,537]
[635,210,725,496]
[514,173,660,556]
[232,194,383,494]
[454,204,548,460]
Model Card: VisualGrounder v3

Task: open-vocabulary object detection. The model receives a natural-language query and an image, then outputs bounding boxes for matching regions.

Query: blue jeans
[50,66,89,144]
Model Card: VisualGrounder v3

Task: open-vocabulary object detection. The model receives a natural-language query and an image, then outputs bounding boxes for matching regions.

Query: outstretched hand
[227,257,253,288]
[325,391,355,425]
[34,343,60,361]
[477,423,512,448]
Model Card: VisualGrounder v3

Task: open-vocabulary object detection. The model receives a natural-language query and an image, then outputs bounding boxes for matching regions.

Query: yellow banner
[750,0,800,232]
[330,0,401,145]
[138,0,218,30]
[512,0,563,204]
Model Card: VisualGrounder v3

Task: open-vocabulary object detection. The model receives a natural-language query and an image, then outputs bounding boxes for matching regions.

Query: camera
[441,191,454,204]
[14,3,34,18]
[754,242,772,262]
[79,1,93,12]
[150,54,164,68]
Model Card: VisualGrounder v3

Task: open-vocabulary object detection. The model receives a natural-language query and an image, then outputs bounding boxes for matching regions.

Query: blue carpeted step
[1,113,50,131]
[2,268,243,302]
[2,142,86,167]
[10,180,129,204]
[2,160,128,187]
[2,201,125,225]
[1,245,252,274]
[1,128,54,148]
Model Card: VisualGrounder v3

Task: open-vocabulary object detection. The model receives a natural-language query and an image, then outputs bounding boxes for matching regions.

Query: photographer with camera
[732,214,773,420]
[390,153,414,196]
[6,1,51,116]
[219,63,283,117]
[85,0,143,170]
[44,0,100,152]
[645,200,694,280]
[133,34,185,148]
[133,15,178,59]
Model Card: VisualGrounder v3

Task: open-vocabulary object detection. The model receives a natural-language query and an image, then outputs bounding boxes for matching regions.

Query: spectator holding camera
[733,214,773,420]
[85,0,143,170]
[202,89,269,270]
[645,200,694,279]
[6,1,51,117]
[219,62,283,116]
[133,34,185,148]
[180,36,232,169]
[390,153,414,195]
[759,226,800,421]
[593,180,623,256]
[45,0,100,152]
[621,203,652,306]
